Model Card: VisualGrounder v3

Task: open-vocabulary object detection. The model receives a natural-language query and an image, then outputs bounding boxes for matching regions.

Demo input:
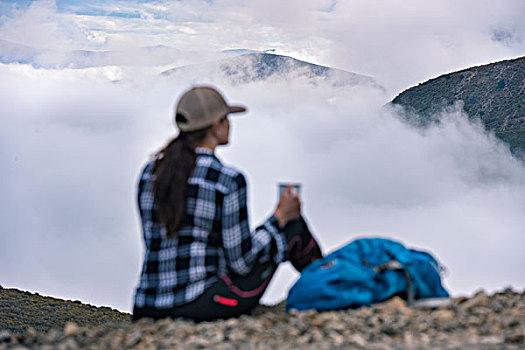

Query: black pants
[132,216,323,322]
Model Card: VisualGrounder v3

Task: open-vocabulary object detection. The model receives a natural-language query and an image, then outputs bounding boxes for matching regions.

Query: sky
[1,0,524,312]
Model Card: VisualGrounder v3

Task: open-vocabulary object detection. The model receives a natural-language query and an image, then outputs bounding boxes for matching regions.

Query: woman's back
[135,148,246,309]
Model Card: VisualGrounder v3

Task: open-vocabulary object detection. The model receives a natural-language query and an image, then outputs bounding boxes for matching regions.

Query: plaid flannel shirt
[134,148,287,309]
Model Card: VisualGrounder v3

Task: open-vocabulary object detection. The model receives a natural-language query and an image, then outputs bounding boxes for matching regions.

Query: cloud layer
[1,0,524,311]
[1,0,524,92]
[1,61,524,311]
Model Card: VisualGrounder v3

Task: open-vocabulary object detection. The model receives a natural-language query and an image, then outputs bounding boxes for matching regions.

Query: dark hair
[153,127,211,237]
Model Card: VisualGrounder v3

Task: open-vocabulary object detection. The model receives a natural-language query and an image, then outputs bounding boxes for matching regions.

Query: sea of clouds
[1,0,524,313]
[1,59,524,311]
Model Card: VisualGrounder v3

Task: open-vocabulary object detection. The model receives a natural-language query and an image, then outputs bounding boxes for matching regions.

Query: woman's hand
[274,186,301,228]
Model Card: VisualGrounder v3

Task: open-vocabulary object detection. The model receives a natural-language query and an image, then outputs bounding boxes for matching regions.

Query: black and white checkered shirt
[134,148,287,309]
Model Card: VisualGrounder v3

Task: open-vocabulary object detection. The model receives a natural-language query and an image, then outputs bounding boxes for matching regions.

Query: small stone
[329,332,344,345]
[45,329,62,343]
[58,337,78,350]
[325,319,346,333]
[261,318,274,328]
[459,290,489,311]
[125,330,142,348]
[380,321,398,336]
[432,309,454,322]
[224,318,239,328]
[296,309,316,320]
[293,325,305,337]
[403,332,416,346]
[310,328,324,342]
[311,312,335,327]
[347,334,366,347]
[479,335,503,344]
[155,317,172,329]
[64,322,80,337]
[296,335,310,344]
[0,331,11,343]
[228,329,246,341]
[288,309,299,317]
[491,302,504,313]
[504,329,525,344]
[420,333,431,344]
[26,328,37,338]
[162,322,180,337]
[377,296,407,312]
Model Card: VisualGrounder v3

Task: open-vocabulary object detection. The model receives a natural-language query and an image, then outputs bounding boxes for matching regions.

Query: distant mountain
[0,39,40,65]
[0,40,183,68]
[221,48,276,56]
[162,53,383,89]
[65,45,184,68]
[0,42,382,91]
[391,56,525,155]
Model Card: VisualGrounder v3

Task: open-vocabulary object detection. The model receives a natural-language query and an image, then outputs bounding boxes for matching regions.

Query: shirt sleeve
[221,172,287,275]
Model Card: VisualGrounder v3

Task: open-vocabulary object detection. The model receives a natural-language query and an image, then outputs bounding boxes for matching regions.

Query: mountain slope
[0,287,129,334]
[391,56,525,154]
[162,53,383,89]
[0,42,383,91]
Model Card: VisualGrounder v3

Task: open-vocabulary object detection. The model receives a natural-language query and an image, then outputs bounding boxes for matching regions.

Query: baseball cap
[175,85,247,132]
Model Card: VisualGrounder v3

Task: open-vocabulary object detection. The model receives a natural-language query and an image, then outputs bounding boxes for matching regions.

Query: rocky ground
[0,286,524,349]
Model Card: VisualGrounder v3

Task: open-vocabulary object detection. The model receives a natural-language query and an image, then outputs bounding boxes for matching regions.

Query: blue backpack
[286,237,449,312]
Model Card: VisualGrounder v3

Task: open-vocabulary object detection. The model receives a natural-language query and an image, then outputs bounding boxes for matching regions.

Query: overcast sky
[1,0,524,312]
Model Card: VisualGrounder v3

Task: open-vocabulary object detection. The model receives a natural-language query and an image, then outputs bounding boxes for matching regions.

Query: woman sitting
[132,86,323,322]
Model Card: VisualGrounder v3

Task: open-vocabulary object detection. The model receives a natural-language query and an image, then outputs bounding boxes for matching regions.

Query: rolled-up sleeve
[222,173,287,275]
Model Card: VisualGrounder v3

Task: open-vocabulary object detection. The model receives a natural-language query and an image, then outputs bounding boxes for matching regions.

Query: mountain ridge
[0,39,184,68]
[162,52,383,88]
[0,42,383,90]
[391,56,525,155]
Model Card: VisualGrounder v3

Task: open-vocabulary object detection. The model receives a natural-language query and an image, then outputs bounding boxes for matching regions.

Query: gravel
[1,288,524,349]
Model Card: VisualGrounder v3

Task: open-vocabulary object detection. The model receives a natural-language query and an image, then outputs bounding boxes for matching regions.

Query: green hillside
[0,287,130,334]
[392,56,525,155]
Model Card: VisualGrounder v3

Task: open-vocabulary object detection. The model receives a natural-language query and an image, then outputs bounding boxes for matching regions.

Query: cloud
[219,81,525,304]
[491,28,522,47]
[0,0,88,50]
[1,0,524,311]
[2,0,524,94]
[1,59,524,311]
[312,0,525,94]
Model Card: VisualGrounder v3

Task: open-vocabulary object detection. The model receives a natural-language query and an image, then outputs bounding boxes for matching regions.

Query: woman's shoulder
[138,159,156,181]
[195,154,246,191]
[139,159,155,180]
[220,163,245,180]
[222,165,247,190]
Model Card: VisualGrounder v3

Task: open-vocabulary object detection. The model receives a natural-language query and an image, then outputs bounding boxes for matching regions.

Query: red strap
[220,273,272,298]
[213,295,238,307]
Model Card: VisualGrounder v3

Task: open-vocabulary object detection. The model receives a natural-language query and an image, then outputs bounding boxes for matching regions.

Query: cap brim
[228,105,247,114]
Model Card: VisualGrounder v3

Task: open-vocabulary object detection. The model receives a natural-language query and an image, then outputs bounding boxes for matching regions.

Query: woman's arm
[221,173,286,275]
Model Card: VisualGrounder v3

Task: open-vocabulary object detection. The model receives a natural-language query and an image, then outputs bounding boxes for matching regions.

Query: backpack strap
[373,260,415,305]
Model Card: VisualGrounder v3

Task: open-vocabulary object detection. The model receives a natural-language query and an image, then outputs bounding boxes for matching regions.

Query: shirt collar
[195,147,214,156]
[195,147,221,164]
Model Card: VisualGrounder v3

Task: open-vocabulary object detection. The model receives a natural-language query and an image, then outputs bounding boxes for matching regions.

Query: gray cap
[175,85,247,132]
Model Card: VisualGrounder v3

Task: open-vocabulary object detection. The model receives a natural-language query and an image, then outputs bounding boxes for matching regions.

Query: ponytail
[153,128,211,237]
